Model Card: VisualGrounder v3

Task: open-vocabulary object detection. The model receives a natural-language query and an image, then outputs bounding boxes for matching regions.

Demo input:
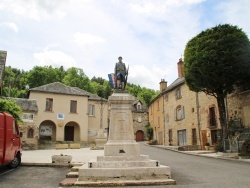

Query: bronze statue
[108,56,129,90]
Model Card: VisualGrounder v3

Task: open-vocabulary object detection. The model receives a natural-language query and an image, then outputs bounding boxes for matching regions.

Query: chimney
[159,79,167,92]
[177,58,184,78]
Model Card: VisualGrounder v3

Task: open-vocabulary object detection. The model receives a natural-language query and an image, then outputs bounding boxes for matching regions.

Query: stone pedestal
[91,129,107,150]
[77,91,175,186]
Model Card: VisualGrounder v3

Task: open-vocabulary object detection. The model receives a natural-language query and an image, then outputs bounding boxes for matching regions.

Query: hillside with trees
[1,65,158,106]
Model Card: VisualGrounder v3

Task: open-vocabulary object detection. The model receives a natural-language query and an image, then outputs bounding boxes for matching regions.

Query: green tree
[0,98,22,122]
[137,89,158,106]
[63,67,91,91]
[145,123,153,140]
[184,24,250,143]
[2,66,28,97]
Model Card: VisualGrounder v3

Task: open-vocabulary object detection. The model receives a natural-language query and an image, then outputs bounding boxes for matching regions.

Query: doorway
[135,130,144,141]
[64,126,74,141]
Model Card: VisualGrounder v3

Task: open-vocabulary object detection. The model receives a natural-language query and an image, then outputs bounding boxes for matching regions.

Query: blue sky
[0,0,249,91]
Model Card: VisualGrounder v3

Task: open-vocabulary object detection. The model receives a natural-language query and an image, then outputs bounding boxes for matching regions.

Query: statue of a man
[114,56,127,90]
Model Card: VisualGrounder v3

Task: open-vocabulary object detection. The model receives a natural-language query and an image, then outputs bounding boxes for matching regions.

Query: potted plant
[205,142,210,150]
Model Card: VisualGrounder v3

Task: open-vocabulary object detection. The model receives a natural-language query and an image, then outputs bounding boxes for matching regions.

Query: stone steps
[66,172,79,178]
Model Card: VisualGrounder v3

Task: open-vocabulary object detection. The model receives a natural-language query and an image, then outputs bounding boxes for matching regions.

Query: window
[89,104,95,116]
[165,114,169,123]
[45,98,53,111]
[137,103,142,110]
[175,87,182,99]
[70,100,77,113]
[22,113,34,122]
[157,100,160,110]
[174,105,185,121]
[209,107,216,126]
[137,116,142,123]
[27,128,34,138]
[211,130,218,145]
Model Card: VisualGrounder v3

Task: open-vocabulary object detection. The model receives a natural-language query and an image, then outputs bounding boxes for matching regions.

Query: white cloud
[130,0,205,16]
[0,0,66,21]
[33,50,76,70]
[0,22,19,32]
[128,64,173,90]
[73,32,106,46]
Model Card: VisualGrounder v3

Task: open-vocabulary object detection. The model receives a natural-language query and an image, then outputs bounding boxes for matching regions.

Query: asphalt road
[1,145,250,188]
[140,144,250,188]
[0,166,71,188]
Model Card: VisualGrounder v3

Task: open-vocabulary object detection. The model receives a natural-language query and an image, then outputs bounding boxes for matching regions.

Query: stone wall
[227,90,250,127]
[132,111,148,140]
[19,111,39,150]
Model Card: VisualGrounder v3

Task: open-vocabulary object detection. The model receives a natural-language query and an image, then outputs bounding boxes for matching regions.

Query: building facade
[27,82,108,145]
[132,99,148,141]
[10,98,39,150]
[149,59,221,149]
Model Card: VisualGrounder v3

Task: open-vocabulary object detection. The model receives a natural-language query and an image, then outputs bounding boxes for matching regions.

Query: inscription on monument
[114,112,129,134]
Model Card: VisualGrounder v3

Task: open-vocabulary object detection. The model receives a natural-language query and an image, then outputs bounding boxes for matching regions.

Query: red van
[0,112,22,168]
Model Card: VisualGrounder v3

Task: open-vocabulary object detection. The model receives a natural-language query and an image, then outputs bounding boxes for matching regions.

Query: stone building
[25,82,108,148]
[10,98,39,150]
[132,99,148,141]
[227,89,250,128]
[149,58,221,149]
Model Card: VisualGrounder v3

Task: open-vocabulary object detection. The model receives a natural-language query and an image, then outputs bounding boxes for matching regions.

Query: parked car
[0,112,22,168]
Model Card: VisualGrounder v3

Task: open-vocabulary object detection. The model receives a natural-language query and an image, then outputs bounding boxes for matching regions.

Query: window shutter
[181,105,185,119]
[174,109,177,121]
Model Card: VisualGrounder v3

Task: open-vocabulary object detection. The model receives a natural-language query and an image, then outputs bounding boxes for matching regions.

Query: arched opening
[39,120,56,141]
[27,128,34,138]
[136,130,144,142]
[64,121,80,141]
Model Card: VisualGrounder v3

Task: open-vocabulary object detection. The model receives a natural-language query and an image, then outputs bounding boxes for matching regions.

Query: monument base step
[74,178,176,187]
[60,178,176,187]
[78,164,171,179]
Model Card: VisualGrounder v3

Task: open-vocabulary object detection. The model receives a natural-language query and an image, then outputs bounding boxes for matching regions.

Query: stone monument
[76,58,175,186]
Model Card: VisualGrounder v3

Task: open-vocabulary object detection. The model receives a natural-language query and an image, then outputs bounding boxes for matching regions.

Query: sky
[1,0,250,91]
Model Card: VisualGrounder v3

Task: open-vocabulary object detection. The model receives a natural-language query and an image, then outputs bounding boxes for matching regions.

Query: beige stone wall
[164,83,198,146]
[88,100,109,142]
[150,81,221,148]
[148,96,164,144]
[227,90,250,127]
[29,91,109,142]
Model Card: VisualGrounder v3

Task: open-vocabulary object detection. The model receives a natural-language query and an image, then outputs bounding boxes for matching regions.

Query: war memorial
[75,57,176,186]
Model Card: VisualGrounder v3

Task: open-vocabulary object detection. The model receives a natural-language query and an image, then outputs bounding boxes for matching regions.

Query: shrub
[215,142,224,152]
[240,139,250,153]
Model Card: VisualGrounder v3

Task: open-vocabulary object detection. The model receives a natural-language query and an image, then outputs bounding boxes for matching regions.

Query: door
[192,128,197,145]
[65,126,74,141]
[5,114,19,163]
[135,130,144,141]
[201,130,208,150]
[178,130,187,146]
